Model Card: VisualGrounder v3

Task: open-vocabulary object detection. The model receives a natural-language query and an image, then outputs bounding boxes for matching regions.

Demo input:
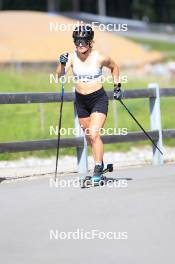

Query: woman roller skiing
[56,25,122,186]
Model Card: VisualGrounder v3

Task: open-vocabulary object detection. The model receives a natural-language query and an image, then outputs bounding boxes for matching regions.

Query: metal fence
[0,83,175,173]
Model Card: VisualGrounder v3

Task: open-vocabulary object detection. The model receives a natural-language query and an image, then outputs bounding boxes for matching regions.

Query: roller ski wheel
[91,175,106,187]
[80,176,92,188]
[80,175,106,188]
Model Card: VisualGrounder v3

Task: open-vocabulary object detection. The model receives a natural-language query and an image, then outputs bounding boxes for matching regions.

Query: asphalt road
[0,164,175,264]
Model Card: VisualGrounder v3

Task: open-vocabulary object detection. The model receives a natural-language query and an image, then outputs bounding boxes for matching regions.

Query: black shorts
[75,87,109,118]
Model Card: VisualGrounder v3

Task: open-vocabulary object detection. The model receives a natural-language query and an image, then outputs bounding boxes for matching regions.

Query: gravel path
[0,146,174,181]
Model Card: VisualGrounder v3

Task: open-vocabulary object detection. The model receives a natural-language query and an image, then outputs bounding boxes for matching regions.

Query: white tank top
[72,50,102,82]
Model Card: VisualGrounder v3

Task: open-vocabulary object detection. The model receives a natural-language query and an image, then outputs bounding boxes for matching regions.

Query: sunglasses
[74,38,90,47]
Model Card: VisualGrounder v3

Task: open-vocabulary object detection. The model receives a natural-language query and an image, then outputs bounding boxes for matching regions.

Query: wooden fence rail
[0,85,175,172]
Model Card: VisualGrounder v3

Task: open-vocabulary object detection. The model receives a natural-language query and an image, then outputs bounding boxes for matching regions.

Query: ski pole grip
[61,53,69,65]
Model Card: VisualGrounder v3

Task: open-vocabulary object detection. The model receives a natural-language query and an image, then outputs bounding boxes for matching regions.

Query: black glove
[114,83,123,100]
[59,53,68,65]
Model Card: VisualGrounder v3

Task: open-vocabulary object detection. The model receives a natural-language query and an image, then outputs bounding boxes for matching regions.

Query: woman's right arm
[56,53,72,78]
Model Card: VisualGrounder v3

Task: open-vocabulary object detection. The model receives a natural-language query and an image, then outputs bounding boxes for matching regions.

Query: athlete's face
[77,44,89,53]
[74,38,91,53]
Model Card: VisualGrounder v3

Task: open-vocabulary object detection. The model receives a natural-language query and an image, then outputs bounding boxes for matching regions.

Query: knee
[84,127,100,143]
[80,124,86,130]
[89,132,99,143]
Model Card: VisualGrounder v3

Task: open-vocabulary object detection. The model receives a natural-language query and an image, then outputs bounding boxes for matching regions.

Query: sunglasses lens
[74,39,89,46]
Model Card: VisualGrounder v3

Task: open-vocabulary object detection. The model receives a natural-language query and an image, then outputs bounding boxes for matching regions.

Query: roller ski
[80,163,113,188]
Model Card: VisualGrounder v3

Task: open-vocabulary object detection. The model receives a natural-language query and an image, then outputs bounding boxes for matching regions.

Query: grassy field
[0,66,174,160]
[127,37,175,60]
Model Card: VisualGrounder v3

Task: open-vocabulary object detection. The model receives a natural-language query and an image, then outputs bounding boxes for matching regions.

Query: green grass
[127,37,175,60]
[0,65,175,160]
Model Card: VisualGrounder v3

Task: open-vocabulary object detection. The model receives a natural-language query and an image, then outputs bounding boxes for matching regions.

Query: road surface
[0,164,175,264]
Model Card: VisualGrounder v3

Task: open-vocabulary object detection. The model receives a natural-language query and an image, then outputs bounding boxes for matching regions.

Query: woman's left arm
[100,54,120,86]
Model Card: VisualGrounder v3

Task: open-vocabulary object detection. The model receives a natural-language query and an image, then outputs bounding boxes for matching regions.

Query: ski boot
[80,163,113,188]
[91,163,105,186]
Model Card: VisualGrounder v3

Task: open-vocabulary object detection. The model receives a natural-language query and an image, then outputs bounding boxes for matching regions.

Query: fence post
[73,91,88,173]
[148,83,164,165]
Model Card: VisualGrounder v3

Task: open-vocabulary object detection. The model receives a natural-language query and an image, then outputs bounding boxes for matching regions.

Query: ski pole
[118,99,163,155]
[54,67,65,181]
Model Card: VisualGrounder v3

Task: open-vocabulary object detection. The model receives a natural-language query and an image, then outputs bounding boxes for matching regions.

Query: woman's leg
[78,112,106,164]
[78,116,94,154]
[88,112,106,163]
[78,116,90,143]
